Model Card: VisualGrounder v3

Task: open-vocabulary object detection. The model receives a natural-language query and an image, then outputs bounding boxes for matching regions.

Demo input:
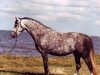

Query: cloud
[51,0,70,6]
[96,20,100,25]
[22,0,70,6]
[0,0,91,20]
[56,12,83,20]
[34,15,57,21]
[0,0,100,35]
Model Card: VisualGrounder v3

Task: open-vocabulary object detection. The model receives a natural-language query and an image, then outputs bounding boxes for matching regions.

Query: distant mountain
[0,30,38,56]
[91,36,100,54]
[0,30,100,56]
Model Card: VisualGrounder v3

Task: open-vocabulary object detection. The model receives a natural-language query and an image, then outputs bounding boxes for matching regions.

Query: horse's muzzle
[11,31,17,38]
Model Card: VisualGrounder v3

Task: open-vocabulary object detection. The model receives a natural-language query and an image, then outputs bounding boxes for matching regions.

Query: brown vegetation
[0,54,99,75]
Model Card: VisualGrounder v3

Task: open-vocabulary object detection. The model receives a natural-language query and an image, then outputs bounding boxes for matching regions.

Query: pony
[11,17,97,75]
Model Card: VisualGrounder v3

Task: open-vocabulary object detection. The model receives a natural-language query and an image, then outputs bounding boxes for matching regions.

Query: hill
[0,30,100,56]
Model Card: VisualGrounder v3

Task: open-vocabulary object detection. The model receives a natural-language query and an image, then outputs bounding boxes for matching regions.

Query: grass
[0,54,99,75]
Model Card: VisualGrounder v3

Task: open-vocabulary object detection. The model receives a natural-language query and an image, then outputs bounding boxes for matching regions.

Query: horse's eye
[14,24,17,27]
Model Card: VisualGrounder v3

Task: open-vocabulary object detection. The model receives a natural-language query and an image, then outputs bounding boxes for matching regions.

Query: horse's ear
[15,17,17,19]
[15,17,19,20]
[15,17,21,21]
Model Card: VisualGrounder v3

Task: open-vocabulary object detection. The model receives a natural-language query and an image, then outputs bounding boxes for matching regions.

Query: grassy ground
[0,54,99,75]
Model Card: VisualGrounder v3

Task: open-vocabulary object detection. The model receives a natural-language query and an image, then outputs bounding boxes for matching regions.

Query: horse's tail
[90,48,97,75]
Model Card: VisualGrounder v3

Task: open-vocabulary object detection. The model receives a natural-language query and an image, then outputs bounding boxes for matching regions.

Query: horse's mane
[22,17,52,29]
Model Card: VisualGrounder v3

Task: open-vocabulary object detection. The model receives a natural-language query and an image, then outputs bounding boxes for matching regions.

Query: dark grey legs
[41,53,49,75]
[74,53,81,75]
[82,55,95,75]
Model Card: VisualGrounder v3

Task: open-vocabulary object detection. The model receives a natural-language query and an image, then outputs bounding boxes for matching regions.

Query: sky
[1,0,100,36]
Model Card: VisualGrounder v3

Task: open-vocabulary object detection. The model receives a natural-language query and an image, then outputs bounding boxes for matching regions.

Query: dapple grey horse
[11,17,97,75]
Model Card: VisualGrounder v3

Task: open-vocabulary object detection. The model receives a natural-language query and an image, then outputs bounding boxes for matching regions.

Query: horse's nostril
[11,32,17,38]
[11,34,15,38]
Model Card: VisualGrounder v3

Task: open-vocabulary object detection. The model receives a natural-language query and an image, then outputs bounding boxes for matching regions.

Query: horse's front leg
[41,52,49,75]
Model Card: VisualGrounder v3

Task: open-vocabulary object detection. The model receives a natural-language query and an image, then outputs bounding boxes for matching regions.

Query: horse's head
[11,17,25,38]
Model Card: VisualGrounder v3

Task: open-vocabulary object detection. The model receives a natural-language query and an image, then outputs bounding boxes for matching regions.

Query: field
[0,54,99,75]
[0,30,100,75]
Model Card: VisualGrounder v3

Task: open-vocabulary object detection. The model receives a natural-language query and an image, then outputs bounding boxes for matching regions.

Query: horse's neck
[25,22,52,41]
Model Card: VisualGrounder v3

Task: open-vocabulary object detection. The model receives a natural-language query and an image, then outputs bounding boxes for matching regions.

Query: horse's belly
[48,46,74,56]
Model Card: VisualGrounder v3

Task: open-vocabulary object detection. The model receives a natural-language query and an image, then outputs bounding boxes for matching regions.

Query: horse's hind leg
[82,52,97,75]
[73,52,81,75]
